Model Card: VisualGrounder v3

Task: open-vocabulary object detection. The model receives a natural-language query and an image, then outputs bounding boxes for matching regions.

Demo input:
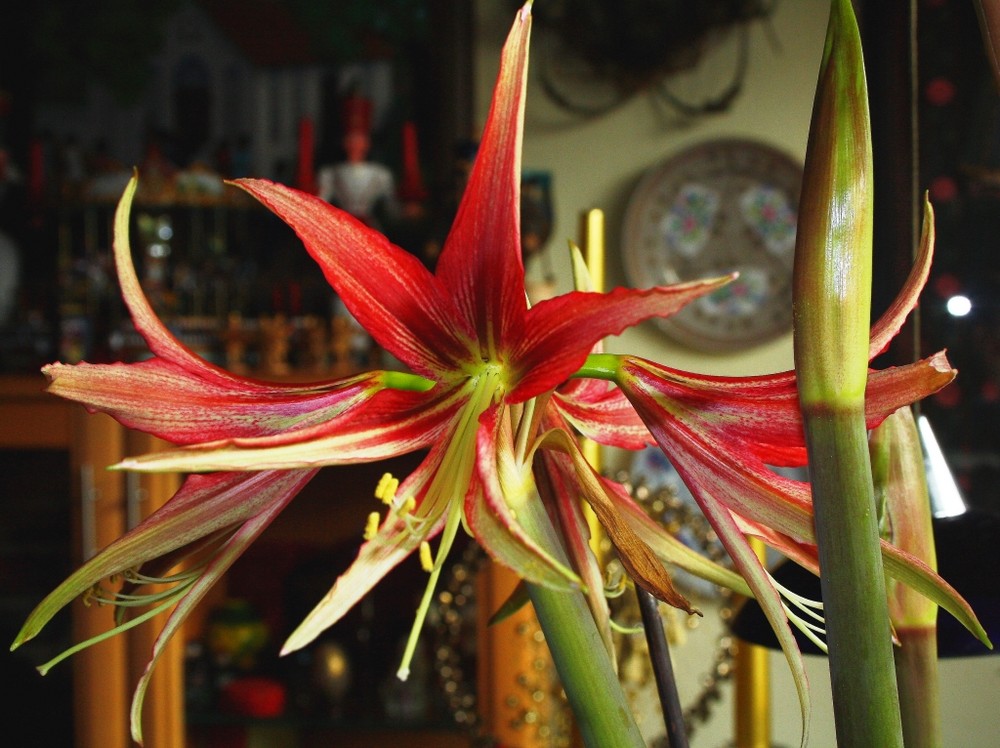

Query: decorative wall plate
[621,139,802,352]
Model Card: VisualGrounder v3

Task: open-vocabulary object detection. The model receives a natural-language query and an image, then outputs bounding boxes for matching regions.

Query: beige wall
[475,0,829,377]
[472,3,999,747]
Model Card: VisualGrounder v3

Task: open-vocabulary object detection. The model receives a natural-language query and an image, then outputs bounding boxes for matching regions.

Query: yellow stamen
[375,472,399,505]
[419,541,434,572]
[399,496,416,514]
[364,512,380,541]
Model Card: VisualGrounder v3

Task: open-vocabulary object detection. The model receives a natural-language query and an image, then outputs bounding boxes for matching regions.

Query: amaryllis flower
[14,6,736,741]
[601,205,990,738]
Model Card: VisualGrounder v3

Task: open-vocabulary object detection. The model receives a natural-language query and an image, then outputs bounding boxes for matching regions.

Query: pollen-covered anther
[397,495,416,515]
[375,472,399,505]
[419,541,434,572]
[364,512,381,541]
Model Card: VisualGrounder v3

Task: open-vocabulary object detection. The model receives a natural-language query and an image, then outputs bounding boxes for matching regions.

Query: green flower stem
[575,353,620,381]
[527,581,646,748]
[894,627,941,748]
[802,407,903,748]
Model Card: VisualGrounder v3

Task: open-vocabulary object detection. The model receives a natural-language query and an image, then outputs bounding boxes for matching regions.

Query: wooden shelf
[0,375,71,450]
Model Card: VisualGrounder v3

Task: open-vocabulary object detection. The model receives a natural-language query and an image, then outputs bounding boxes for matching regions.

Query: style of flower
[13,6,738,741]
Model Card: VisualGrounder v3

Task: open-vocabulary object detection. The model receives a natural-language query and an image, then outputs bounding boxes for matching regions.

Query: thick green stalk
[793,1,904,744]
[517,427,645,747]
[803,411,903,747]
[527,581,646,748]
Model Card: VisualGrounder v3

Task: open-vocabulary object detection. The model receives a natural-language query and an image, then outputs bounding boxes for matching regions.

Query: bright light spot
[946,295,971,317]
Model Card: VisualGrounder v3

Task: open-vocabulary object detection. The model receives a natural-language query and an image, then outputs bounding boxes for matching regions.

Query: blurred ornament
[312,639,352,715]
[205,599,268,672]
[220,676,287,718]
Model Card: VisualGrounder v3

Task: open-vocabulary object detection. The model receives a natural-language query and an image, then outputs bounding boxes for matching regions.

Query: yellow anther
[419,541,434,572]
[364,512,381,541]
[375,472,399,505]
[400,496,416,514]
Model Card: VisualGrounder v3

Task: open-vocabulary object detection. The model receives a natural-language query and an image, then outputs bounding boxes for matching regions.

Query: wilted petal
[597,477,754,596]
[540,428,695,613]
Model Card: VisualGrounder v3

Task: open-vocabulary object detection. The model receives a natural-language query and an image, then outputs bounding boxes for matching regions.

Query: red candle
[296,116,317,194]
[398,120,428,203]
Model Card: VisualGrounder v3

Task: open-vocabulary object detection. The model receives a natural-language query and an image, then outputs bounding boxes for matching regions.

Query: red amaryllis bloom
[14,6,735,741]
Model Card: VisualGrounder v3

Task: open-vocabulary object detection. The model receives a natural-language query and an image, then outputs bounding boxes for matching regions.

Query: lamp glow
[946,295,971,317]
[917,415,966,518]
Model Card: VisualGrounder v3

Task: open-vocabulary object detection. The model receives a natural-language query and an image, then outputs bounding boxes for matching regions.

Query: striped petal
[44,358,384,445]
[617,353,956,469]
[111,176,262,386]
[509,276,734,402]
[128,472,307,743]
[434,4,531,356]
[282,447,449,654]
[116,385,463,473]
[616,357,990,652]
[234,179,475,379]
[551,378,652,450]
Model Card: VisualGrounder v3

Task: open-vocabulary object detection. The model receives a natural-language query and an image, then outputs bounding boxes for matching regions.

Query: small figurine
[329,314,354,376]
[259,314,292,376]
[299,314,329,373]
[316,93,397,228]
[223,312,249,374]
